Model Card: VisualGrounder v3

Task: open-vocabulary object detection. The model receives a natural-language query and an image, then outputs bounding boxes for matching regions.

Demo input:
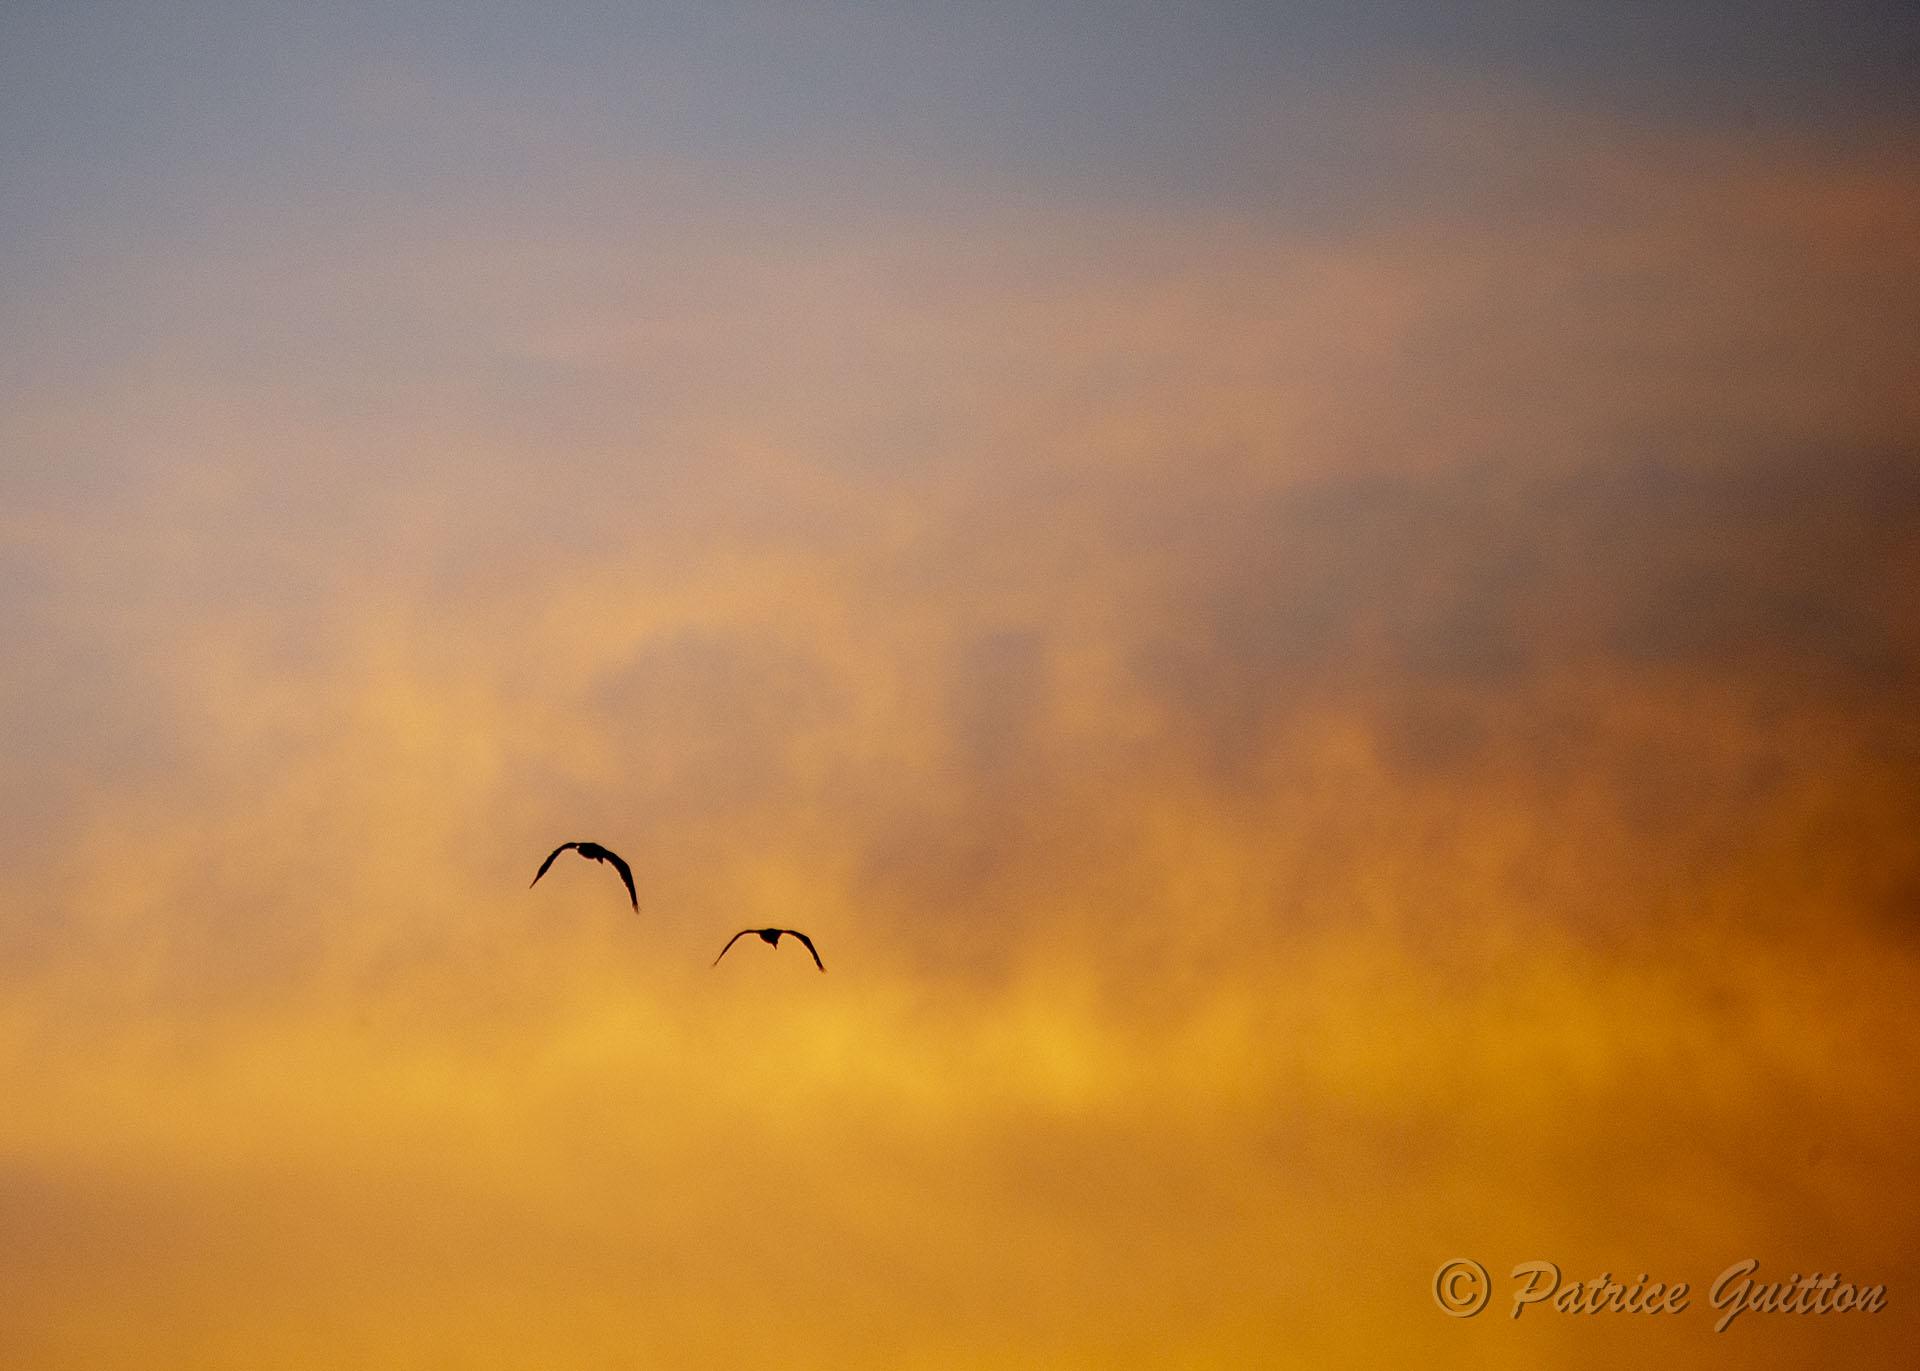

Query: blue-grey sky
[5,2,1916,225]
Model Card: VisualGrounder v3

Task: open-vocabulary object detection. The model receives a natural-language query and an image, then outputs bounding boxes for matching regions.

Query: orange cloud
[2,89,1917,1367]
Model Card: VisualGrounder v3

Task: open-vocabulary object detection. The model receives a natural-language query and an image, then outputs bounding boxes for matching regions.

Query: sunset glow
[3,5,1917,1366]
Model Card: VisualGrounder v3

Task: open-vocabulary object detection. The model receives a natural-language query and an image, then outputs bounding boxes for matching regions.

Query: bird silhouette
[712,928,825,972]
[530,841,638,910]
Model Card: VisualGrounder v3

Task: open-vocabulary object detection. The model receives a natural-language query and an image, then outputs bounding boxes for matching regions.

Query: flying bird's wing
[530,843,578,888]
[788,930,826,972]
[712,930,754,967]
[602,847,639,910]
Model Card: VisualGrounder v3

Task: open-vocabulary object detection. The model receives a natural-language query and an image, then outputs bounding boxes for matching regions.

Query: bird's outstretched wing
[530,842,579,888]
[712,930,755,967]
[602,847,639,910]
[787,930,826,972]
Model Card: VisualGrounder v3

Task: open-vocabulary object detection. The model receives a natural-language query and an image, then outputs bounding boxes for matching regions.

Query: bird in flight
[530,841,638,910]
[712,928,826,972]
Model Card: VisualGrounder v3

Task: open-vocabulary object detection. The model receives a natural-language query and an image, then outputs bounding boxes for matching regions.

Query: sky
[2,3,1918,1366]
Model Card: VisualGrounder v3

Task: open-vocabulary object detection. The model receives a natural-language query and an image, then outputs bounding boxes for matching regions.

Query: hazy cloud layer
[3,9,1917,1366]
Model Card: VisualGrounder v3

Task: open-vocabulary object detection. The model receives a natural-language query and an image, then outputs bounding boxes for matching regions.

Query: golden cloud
[2,99,1916,1366]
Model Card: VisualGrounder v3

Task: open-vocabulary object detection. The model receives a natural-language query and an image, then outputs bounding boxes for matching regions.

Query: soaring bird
[530,841,638,910]
[712,928,826,972]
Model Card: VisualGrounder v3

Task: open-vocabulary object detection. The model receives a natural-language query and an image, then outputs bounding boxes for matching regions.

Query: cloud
[1,70,1917,1366]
